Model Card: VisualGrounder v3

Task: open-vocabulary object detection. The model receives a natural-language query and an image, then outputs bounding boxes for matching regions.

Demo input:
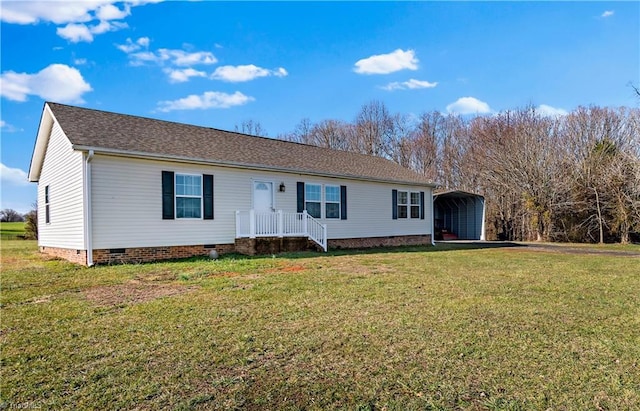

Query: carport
[434,190,485,241]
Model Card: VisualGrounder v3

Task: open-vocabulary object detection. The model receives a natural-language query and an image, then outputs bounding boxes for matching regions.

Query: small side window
[45,185,50,224]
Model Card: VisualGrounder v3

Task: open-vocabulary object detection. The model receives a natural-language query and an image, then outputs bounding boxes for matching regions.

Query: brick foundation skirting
[40,244,235,265]
[92,244,236,265]
[328,234,432,249]
[40,235,432,265]
[39,246,88,265]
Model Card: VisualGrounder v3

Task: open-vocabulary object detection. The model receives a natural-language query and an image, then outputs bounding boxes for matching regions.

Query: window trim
[175,173,203,220]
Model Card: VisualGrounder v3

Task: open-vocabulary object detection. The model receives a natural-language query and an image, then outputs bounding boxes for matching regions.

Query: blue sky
[1,1,638,213]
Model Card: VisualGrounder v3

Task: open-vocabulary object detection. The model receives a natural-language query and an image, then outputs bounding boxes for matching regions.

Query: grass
[1,241,639,410]
[0,222,25,240]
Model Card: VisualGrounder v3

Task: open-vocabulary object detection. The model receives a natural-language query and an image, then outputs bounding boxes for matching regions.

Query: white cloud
[0,163,29,186]
[601,10,614,18]
[0,120,22,133]
[116,37,150,53]
[57,20,128,42]
[354,49,418,75]
[157,91,254,112]
[57,23,93,42]
[117,41,221,82]
[446,97,491,114]
[137,37,150,48]
[536,104,568,117]
[123,47,217,67]
[165,68,207,83]
[128,51,160,66]
[91,20,128,35]
[211,65,288,82]
[381,78,438,91]
[1,1,102,24]
[96,3,131,21]
[158,49,217,66]
[1,1,158,42]
[74,58,88,65]
[0,64,92,103]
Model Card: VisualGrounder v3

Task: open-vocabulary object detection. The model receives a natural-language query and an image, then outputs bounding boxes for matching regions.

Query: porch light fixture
[279,182,286,192]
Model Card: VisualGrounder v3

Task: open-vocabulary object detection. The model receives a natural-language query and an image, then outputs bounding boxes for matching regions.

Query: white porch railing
[235,210,327,252]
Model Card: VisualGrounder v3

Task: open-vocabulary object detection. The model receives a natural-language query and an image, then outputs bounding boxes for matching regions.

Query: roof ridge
[46,102,404,166]
[45,102,435,186]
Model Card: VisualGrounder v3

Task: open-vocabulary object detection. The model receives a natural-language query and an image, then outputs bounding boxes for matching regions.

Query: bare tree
[0,209,24,222]
[277,101,640,244]
[352,100,393,157]
[387,113,416,170]
[308,120,351,150]
[235,119,268,137]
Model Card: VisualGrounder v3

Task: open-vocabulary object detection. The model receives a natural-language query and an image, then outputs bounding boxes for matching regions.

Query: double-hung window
[176,174,202,219]
[325,185,340,219]
[410,192,421,218]
[393,190,423,220]
[305,184,322,218]
[397,191,408,218]
[297,182,347,220]
[45,185,50,224]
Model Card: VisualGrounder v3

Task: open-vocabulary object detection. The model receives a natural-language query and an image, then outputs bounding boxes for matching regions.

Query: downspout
[83,150,95,266]
[429,189,435,246]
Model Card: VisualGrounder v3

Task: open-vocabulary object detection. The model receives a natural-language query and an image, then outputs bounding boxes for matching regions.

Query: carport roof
[434,190,484,199]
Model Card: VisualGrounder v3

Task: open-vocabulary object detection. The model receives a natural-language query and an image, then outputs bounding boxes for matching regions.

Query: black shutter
[340,185,347,220]
[297,182,305,213]
[420,191,425,220]
[392,189,398,220]
[162,171,175,220]
[203,174,214,220]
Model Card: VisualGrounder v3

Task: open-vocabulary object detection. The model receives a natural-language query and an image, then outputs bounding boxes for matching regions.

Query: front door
[253,181,273,212]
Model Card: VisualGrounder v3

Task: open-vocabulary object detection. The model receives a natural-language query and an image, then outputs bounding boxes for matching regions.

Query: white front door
[253,181,273,212]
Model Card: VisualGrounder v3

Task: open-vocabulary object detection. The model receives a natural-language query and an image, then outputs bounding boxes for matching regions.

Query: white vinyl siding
[90,155,433,248]
[37,121,85,249]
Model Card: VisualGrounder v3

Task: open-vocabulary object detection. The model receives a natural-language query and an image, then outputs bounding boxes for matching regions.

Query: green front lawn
[0,221,25,239]
[1,241,639,410]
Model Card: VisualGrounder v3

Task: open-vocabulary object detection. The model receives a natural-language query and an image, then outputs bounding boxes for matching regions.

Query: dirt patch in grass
[280,264,306,273]
[84,281,197,307]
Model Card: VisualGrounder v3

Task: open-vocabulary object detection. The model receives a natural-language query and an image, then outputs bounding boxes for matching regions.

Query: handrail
[235,210,327,252]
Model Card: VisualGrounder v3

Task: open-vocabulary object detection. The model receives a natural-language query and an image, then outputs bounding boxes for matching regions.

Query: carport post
[480,197,486,241]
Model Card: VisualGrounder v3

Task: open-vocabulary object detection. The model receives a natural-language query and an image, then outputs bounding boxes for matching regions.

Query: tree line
[271,101,639,243]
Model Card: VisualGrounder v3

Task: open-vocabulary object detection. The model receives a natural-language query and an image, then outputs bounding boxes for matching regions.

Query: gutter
[83,150,94,266]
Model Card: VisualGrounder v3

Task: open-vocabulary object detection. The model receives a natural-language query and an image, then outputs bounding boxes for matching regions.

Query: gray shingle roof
[48,102,434,186]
